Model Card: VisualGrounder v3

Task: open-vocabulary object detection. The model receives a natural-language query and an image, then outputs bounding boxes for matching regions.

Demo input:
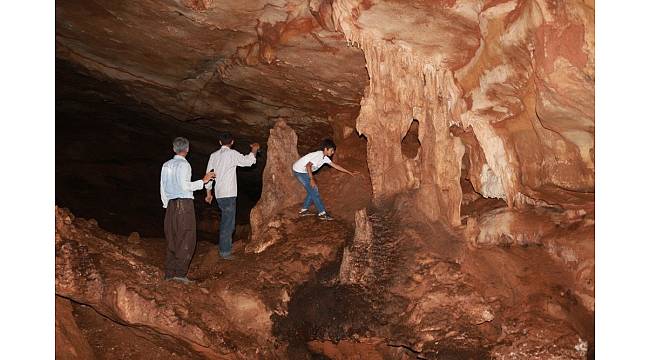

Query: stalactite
[332,0,466,226]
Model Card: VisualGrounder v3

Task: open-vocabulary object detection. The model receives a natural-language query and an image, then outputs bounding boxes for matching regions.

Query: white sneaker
[318,212,334,221]
[298,209,315,217]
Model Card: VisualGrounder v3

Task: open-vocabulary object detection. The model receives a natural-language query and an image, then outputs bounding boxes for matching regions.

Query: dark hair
[220,132,234,145]
[321,138,336,151]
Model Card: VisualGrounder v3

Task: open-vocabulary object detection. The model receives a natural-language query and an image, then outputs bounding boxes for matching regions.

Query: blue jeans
[216,197,236,257]
[293,171,326,214]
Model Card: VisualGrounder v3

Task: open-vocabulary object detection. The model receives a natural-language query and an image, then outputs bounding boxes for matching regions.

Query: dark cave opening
[401,119,421,160]
[55,60,264,239]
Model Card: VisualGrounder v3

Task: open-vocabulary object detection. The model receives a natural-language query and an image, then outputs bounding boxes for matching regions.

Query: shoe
[298,208,315,217]
[171,276,194,284]
[318,212,334,221]
[221,254,236,260]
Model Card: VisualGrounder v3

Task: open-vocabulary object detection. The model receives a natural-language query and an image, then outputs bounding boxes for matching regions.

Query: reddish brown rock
[56,208,227,358]
[328,0,593,226]
[467,207,556,247]
[55,296,95,360]
[247,120,303,253]
[454,0,594,207]
[339,208,373,284]
[56,0,595,357]
[55,206,351,358]
[280,199,592,358]
[55,0,368,146]
[543,219,595,313]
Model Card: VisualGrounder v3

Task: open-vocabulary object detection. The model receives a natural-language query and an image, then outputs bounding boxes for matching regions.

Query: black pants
[164,198,196,278]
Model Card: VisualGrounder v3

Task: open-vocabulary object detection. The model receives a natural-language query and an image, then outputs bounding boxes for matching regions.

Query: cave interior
[55,0,595,359]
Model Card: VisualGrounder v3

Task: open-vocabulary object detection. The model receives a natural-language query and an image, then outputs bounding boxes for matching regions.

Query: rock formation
[283,200,592,358]
[247,120,303,253]
[326,0,594,226]
[55,296,95,360]
[55,206,351,358]
[56,0,595,357]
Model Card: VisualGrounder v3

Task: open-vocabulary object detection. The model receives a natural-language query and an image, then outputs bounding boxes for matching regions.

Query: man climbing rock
[160,137,215,284]
[205,132,260,260]
[292,138,357,221]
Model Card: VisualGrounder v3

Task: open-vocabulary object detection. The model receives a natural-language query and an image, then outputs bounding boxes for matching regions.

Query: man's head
[220,132,234,147]
[321,138,336,157]
[173,137,190,156]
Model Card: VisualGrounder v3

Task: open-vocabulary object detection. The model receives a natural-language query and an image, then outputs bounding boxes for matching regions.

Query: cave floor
[56,159,593,359]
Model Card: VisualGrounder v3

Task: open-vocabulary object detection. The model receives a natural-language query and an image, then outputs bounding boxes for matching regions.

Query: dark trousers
[164,198,196,278]
[216,197,236,257]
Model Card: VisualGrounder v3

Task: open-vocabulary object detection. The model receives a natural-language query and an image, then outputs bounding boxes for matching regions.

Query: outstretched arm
[330,162,358,176]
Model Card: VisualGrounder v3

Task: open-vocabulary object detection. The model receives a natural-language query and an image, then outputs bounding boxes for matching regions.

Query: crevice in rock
[400,119,421,160]
[67,298,204,359]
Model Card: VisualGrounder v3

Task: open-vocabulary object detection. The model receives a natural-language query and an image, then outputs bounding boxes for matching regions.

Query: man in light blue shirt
[160,137,215,284]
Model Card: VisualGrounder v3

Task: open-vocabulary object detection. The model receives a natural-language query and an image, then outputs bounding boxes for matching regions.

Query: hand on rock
[250,143,260,153]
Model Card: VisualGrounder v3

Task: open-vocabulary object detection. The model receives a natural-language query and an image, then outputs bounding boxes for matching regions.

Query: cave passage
[56,60,264,238]
[54,0,595,358]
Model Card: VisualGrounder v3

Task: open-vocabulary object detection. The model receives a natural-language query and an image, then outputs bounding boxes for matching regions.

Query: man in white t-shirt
[205,132,260,259]
[292,138,357,221]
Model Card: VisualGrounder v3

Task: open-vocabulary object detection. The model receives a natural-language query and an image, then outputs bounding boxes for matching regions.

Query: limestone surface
[247,120,303,253]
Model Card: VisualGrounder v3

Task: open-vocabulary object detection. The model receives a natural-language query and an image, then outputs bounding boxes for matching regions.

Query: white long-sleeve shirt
[160,155,204,208]
[205,146,256,199]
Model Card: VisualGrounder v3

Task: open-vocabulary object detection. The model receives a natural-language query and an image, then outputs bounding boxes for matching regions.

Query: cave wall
[329,0,594,226]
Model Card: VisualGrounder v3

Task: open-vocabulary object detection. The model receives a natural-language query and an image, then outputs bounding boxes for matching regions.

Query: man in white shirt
[292,138,357,221]
[160,137,215,284]
[205,132,260,259]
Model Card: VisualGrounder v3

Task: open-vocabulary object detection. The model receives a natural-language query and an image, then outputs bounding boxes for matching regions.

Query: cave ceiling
[56,0,370,145]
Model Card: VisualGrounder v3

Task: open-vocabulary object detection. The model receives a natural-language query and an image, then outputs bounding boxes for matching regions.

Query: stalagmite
[247,120,303,253]
[339,208,373,285]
